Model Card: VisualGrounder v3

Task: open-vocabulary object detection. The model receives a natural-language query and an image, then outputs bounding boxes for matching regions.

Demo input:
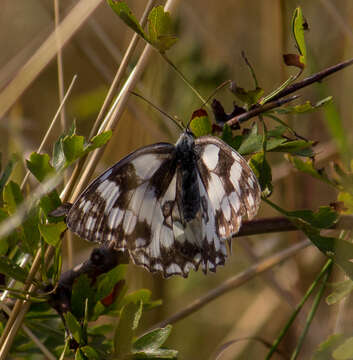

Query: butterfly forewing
[66,132,261,278]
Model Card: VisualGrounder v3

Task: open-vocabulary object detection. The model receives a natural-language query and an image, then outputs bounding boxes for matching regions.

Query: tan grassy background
[1,0,353,358]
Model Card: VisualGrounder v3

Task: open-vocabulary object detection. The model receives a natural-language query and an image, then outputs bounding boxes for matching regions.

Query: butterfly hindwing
[195,135,261,240]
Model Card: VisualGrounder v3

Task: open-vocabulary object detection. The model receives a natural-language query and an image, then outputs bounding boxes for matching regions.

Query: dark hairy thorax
[175,131,201,222]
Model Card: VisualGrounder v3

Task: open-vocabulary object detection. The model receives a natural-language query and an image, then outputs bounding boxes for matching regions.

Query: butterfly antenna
[130,91,185,131]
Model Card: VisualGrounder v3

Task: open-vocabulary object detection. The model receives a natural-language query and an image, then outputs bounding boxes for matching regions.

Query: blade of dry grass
[0,0,102,118]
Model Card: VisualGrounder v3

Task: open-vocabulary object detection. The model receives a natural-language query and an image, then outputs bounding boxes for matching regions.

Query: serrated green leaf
[249,152,272,196]
[63,134,85,164]
[52,134,66,171]
[64,312,83,345]
[0,154,18,195]
[312,334,345,360]
[189,109,211,137]
[133,325,172,352]
[95,264,126,302]
[287,155,333,186]
[333,337,353,360]
[292,7,307,67]
[38,221,66,246]
[0,256,29,284]
[84,131,112,154]
[326,280,353,305]
[26,153,55,182]
[3,181,23,214]
[114,300,143,358]
[147,6,177,52]
[107,0,147,40]
[133,348,178,359]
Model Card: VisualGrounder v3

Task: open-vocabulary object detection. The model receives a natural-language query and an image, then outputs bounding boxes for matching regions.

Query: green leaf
[287,155,333,186]
[3,181,23,214]
[114,300,143,358]
[75,349,85,360]
[312,334,345,360]
[0,154,18,195]
[39,190,62,220]
[271,140,314,156]
[26,153,55,182]
[71,274,96,320]
[289,206,339,229]
[292,7,307,67]
[133,348,178,359]
[63,134,85,164]
[133,325,172,353]
[221,125,242,150]
[95,264,126,302]
[333,337,353,360]
[189,109,212,137]
[83,131,112,154]
[337,192,353,214]
[22,207,41,254]
[80,345,100,360]
[63,312,83,345]
[275,97,333,115]
[326,280,353,305]
[38,222,66,247]
[238,134,262,155]
[147,6,177,52]
[121,289,152,309]
[249,152,272,196]
[0,256,29,284]
[107,0,147,40]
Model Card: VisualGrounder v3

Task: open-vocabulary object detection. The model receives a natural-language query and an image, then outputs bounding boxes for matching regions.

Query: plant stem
[290,262,332,360]
[265,259,332,360]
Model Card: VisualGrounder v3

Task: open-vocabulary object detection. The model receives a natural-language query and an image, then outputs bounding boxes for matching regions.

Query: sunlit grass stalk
[61,0,155,202]
[290,261,332,360]
[265,259,333,360]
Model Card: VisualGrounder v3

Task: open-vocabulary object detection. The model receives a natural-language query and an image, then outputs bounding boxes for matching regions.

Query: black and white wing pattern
[66,131,261,278]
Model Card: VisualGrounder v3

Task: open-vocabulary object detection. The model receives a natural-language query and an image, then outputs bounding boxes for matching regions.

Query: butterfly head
[175,130,195,155]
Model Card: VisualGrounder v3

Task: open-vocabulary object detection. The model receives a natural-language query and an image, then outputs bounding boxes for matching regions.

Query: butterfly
[65,129,261,278]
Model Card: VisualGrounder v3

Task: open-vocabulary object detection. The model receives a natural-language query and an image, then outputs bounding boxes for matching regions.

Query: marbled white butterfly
[66,129,261,277]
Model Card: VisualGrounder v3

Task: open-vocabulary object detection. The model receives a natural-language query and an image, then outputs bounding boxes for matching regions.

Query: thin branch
[147,240,311,332]
[236,215,353,237]
[226,95,300,127]
[225,58,353,127]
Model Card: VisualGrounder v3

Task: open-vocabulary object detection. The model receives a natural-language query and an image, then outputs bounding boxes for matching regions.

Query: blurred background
[1,0,353,358]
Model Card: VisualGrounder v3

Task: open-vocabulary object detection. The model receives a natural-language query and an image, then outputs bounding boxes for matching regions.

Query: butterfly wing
[67,142,203,277]
[194,136,261,272]
[67,142,175,248]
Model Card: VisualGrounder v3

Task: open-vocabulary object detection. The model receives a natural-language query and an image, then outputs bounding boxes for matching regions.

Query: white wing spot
[131,154,163,180]
[202,144,220,171]
[82,200,91,213]
[108,207,124,229]
[229,162,243,194]
[86,216,95,231]
[221,197,231,221]
[228,191,240,213]
[166,263,182,275]
[160,225,174,249]
[153,263,163,271]
[208,173,226,210]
